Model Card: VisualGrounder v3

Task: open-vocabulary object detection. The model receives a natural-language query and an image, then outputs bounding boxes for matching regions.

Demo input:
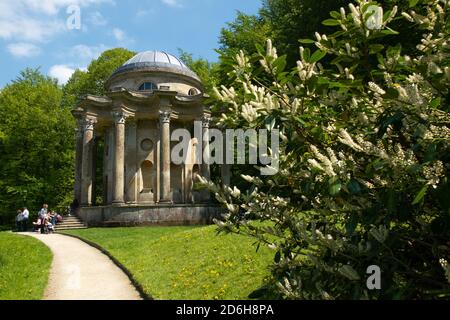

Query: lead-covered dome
[112,50,200,82]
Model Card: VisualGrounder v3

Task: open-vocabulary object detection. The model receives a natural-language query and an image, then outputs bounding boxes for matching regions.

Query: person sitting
[48,210,57,226]
[47,221,55,233]
[40,214,48,234]
[33,218,42,233]
[56,214,63,224]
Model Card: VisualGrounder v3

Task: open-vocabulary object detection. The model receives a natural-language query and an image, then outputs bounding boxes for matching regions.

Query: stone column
[201,115,211,179]
[159,110,172,203]
[112,112,126,205]
[125,119,138,204]
[91,134,98,206]
[74,122,84,203]
[201,115,211,202]
[81,119,95,206]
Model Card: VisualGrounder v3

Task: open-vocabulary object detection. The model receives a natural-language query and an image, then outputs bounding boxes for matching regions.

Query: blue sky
[0,0,262,87]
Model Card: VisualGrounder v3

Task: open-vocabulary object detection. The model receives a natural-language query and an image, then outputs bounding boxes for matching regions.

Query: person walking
[21,207,29,231]
[38,204,48,234]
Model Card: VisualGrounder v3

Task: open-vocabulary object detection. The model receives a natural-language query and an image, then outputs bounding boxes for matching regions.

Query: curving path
[22,232,141,300]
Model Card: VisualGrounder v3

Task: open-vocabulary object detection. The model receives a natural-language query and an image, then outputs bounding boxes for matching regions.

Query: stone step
[57,221,86,226]
[63,217,81,221]
[56,225,86,229]
[55,225,87,230]
[57,221,85,226]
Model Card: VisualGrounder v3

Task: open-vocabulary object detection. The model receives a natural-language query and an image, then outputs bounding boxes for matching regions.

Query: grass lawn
[63,225,273,300]
[0,232,52,300]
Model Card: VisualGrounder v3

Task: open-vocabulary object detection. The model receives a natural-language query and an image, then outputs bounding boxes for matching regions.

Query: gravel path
[22,232,141,300]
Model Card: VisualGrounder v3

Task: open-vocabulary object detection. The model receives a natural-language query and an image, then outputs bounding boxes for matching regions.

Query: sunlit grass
[63,225,273,300]
[0,232,52,300]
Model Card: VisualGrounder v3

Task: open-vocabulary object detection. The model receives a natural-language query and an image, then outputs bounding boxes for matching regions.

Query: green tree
[62,48,135,108]
[260,0,351,67]
[0,69,75,225]
[178,50,220,94]
[202,0,450,299]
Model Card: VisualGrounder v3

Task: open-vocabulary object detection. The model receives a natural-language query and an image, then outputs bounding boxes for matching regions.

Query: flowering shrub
[200,0,450,299]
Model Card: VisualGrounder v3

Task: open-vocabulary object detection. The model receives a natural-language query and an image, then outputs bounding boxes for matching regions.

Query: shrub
[200,0,450,299]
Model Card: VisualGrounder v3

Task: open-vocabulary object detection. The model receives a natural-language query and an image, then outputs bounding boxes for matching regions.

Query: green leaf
[272,55,287,72]
[383,88,400,99]
[322,19,341,26]
[310,50,327,63]
[338,265,360,281]
[303,48,311,62]
[430,97,441,108]
[329,177,342,196]
[409,0,419,8]
[412,184,429,205]
[369,44,384,54]
[330,11,341,19]
[299,39,315,44]
[347,179,362,194]
[255,43,265,55]
[381,28,399,35]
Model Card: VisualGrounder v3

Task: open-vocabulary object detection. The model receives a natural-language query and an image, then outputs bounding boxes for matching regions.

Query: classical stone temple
[72,51,221,226]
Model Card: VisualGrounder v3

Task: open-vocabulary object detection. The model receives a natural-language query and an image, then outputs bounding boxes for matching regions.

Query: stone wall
[78,205,222,227]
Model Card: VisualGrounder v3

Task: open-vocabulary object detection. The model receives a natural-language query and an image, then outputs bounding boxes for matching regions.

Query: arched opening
[141,160,154,193]
[188,88,199,96]
[171,164,183,204]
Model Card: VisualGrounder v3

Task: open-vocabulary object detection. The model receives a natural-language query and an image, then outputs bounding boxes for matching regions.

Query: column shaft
[159,111,172,203]
[91,136,98,206]
[112,112,126,204]
[80,119,95,206]
[201,115,211,202]
[74,125,84,203]
[201,116,211,179]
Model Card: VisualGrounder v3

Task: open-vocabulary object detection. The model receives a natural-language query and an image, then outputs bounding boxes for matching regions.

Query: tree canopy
[0,48,135,226]
[62,48,135,108]
[202,0,450,299]
[0,69,75,224]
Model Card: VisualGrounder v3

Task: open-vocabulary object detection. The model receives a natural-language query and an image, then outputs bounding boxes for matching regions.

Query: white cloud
[89,11,107,26]
[7,42,42,58]
[136,9,155,17]
[49,64,76,84]
[112,28,125,42]
[72,44,109,61]
[161,0,183,8]
[0,0,115,42]
[25,0,115,15]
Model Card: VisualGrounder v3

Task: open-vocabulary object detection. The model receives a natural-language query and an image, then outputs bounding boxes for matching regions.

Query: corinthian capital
[84,118,96,131]
[159,110,171,124]
[113,111,127,124]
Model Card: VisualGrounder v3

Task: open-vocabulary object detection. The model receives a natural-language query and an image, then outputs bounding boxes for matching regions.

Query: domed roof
[112,50,200,82]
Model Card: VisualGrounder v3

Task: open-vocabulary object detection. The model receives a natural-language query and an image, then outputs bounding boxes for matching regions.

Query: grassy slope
[0,232,52,300]
[63,226,273,300]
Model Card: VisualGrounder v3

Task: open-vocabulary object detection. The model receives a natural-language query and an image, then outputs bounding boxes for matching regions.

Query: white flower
[402,12,414,22]
[368,82,386,95]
